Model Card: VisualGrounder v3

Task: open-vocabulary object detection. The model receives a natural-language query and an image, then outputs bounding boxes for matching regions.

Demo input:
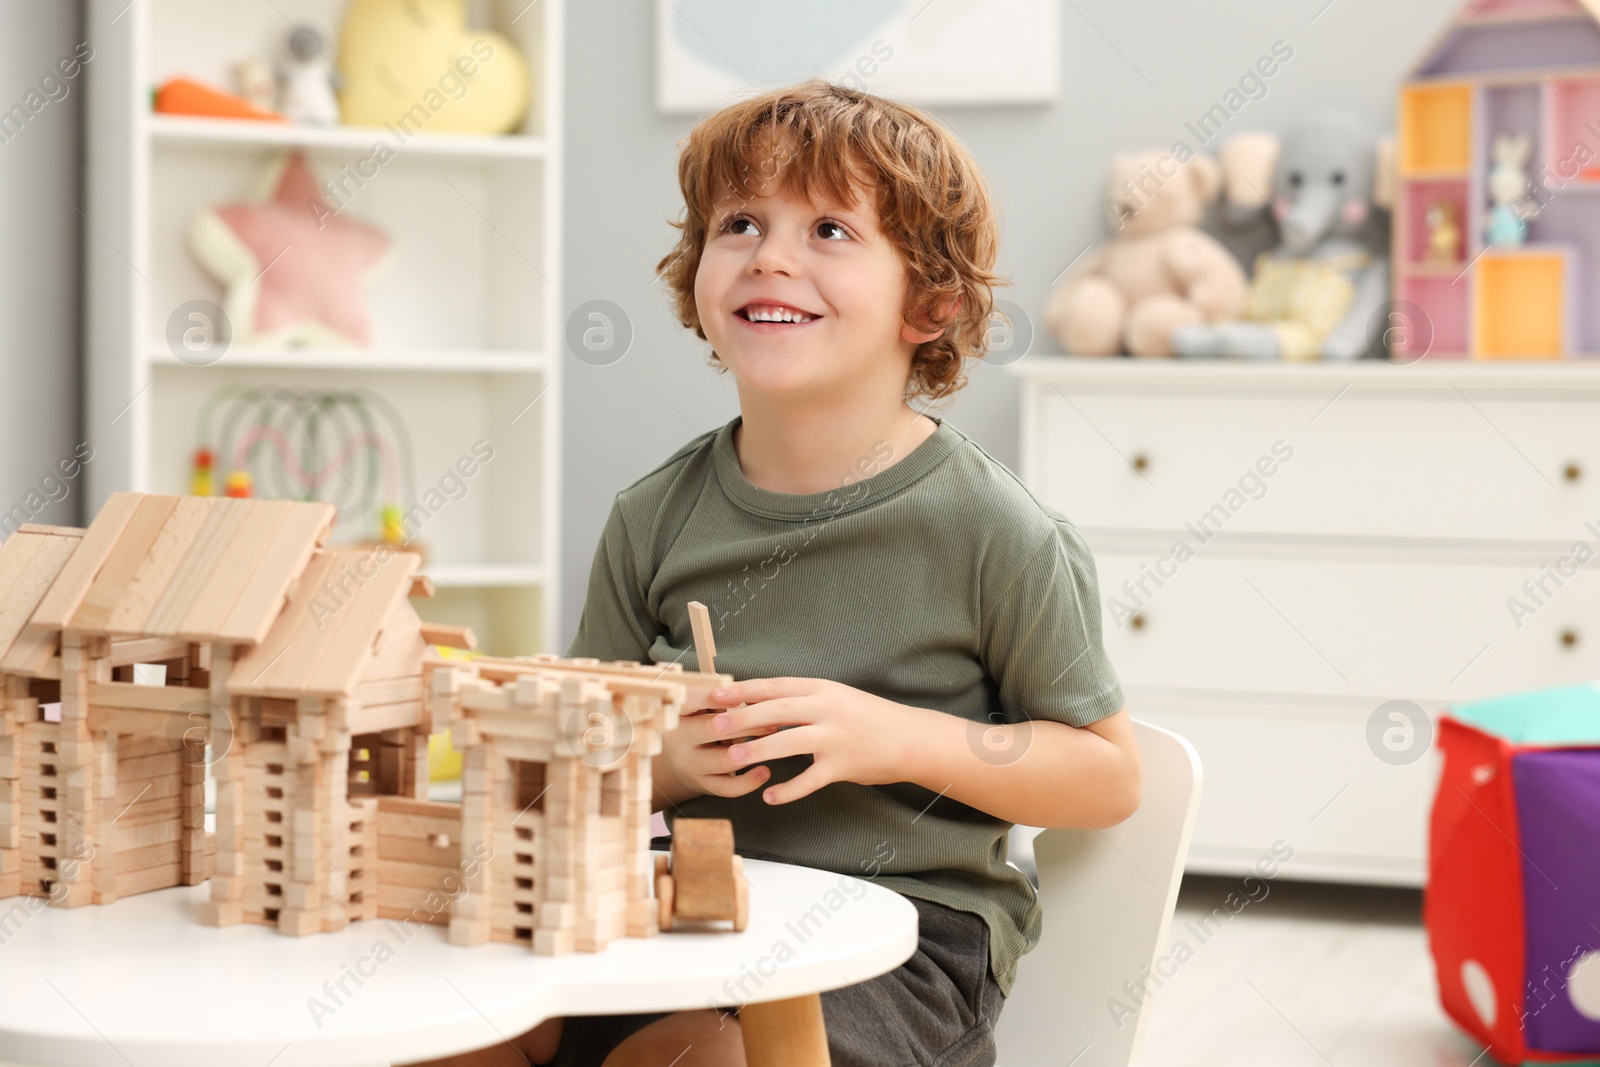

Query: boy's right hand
[662,708,778,799]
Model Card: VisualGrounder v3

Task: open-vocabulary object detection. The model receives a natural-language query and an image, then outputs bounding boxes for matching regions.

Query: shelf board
[147,347,546,373]
[1398,260,1471,279]
[1411,64,1600,87]
[146,114,547,160]
[422,563,545,588]
[1531,177,1600,191]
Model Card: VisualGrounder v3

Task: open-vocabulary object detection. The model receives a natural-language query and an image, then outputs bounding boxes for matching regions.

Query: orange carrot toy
[154,77,286,122]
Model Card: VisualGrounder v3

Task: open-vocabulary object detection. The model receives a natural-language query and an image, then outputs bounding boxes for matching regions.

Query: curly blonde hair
[655,79,1006,405]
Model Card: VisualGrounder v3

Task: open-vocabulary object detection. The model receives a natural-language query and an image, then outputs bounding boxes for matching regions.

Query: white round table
[0,853,918,1067]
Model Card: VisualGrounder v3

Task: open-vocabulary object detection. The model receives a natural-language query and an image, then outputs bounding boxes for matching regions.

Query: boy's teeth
[745,305,815,323]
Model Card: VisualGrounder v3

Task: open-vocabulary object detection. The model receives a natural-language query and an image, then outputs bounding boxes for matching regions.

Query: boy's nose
[748,232,802,275]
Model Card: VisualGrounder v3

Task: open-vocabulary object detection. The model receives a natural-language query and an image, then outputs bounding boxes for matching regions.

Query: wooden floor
[1134,875,1490,1067]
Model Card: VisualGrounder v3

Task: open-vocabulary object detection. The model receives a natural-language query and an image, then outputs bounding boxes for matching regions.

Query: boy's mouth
[735,302,821,325]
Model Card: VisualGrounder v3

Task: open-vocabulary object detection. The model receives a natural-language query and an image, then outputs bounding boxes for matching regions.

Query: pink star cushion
[188,151,391,347]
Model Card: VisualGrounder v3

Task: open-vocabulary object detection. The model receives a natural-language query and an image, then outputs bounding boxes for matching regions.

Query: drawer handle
[1561,629,1579,648]
[1130,613,1147,631]
[1565,462,1583,483]
[1131,454,1149,473]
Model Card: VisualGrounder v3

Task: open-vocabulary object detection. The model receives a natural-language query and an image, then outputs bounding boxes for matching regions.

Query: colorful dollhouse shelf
[1396,0,1600,359]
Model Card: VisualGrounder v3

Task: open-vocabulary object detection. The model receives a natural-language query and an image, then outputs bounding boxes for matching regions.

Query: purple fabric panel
[1513,749,1600,1052]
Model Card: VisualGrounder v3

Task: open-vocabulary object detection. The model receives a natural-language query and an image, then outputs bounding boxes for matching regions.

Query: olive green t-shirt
[565,414,1125,997]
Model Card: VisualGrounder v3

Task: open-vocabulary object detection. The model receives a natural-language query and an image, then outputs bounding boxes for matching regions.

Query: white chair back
[995,718,1203,1067]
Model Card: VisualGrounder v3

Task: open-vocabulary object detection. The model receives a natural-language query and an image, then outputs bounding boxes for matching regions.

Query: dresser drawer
[1027,384,1600,541]
[1092,548,1600,703]
[1131,692,1438,885]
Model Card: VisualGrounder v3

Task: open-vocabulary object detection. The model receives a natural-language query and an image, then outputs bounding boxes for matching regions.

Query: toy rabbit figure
[1486,133,1535,248]
[1425,201,1462,263]
[231,58,277,113]
[277,25,340,126]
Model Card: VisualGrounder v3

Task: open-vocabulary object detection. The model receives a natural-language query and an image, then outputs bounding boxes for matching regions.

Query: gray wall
[0,1,84,532]
[559,0,1461,646]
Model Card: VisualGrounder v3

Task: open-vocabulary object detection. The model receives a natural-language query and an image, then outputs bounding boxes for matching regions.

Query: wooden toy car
[654,817,749,932]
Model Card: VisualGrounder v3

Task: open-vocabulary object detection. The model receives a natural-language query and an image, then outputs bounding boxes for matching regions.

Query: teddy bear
[1046,151,1248,357]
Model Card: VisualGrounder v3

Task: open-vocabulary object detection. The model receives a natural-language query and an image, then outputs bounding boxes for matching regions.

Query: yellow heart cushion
[337,0,531,135]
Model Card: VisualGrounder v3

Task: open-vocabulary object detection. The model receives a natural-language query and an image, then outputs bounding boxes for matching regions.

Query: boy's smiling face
[694,173,943,404]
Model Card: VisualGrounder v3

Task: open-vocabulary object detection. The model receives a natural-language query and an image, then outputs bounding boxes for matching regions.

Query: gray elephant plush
[1175,112,1394,361]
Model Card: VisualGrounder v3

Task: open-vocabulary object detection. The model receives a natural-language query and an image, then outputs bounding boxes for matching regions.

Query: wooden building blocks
[656,818,749,933]
[422,652,729,952]
[0,493,735,958]
[654,603,748,933]
[0,494,344,909]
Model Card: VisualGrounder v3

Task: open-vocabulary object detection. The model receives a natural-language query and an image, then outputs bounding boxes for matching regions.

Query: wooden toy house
[1395,0,1600,359]
[419,654,728,953]
[0,494,345,907]
[1,492,732,957]
[208,526,447,934]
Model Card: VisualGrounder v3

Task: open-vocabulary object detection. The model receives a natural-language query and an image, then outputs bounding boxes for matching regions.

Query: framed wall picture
[655,0,1060,114]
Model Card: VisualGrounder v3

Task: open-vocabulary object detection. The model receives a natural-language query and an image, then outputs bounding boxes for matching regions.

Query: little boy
[503,80,1136,1067]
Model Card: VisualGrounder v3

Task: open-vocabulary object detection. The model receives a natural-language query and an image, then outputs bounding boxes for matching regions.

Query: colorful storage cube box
[1428,682,1600,1064]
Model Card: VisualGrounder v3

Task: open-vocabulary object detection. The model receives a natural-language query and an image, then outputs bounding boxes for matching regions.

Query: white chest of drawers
[1013,357,1600,886]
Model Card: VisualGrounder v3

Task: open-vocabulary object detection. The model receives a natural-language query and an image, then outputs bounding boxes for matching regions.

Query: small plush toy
[1174,112,1394,362]
[337,0,531,135]
[1425,200,1462,263]
[231,57,278,113]
[277,24,340,126]
[1486,132,1535,248]
[188,151,391,347]
[1206,132,1283,270]
[154,77,284,122]
[1045,151,1248,357]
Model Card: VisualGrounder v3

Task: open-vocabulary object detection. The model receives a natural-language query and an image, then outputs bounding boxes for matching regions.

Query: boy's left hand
[702,678,917,805]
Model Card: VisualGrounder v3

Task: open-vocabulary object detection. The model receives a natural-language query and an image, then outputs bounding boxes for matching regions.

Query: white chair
[995,718,1203,1067]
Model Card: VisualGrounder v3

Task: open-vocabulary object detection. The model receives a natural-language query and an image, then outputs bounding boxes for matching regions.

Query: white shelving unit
[84,0,563,657]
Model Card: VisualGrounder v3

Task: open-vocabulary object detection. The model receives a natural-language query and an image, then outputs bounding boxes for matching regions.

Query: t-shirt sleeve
[564,497,658,662]
[979,517,1125,728]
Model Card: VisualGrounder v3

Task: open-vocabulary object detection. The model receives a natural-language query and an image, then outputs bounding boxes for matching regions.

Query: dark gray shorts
[546,848,1005,1067]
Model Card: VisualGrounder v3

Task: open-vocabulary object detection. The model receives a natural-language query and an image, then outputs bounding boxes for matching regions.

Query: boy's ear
[902,293,962,345]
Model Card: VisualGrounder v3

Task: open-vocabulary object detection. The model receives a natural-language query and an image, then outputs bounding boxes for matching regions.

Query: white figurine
[1486,133,1535,248]
[277,25,340,126]
[231,57,277,113]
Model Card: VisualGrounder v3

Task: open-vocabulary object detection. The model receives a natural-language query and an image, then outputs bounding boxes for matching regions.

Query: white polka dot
[1568,951,1600,1021]
[1462,959,1497,1029]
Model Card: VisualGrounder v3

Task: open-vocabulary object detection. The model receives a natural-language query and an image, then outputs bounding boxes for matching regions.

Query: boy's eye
[715,214,851,240]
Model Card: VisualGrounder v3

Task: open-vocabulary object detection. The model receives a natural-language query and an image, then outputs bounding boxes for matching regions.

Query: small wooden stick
[686,601,766,747]
[686,601,716,673]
